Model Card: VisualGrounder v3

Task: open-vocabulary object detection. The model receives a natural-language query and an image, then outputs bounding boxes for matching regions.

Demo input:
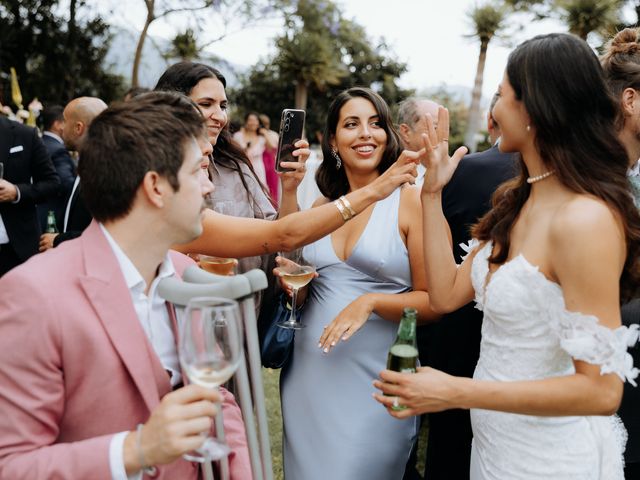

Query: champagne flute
[179,297,243,462]
[276,249,316,330]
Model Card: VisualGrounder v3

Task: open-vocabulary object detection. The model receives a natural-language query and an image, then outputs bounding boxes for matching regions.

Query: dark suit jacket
[0,117,59,260]
[53,182,92,247]
[619,299,640,464]
[37,133,75,230]
[419,145,519,480]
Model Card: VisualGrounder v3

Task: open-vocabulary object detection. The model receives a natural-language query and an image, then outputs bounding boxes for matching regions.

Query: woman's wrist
[420,187,442,201]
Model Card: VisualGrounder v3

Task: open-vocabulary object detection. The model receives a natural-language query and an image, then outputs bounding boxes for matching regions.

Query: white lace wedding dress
[466,240,639,480]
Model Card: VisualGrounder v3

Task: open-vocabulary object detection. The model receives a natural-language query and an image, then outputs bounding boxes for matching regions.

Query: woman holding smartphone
[154,62,306,275]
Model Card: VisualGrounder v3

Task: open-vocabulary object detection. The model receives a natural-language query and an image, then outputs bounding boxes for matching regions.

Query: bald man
[39,97,107,250]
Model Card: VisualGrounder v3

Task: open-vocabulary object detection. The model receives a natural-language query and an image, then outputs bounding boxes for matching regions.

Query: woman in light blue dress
[280,87,439,480]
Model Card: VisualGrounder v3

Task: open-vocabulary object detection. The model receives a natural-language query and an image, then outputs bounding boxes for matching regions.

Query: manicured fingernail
[318,343,322,348]
[323,347,329,353]
[331,341,336,346]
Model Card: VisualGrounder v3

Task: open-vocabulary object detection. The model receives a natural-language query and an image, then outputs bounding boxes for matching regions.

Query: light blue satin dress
[281,188,418,480]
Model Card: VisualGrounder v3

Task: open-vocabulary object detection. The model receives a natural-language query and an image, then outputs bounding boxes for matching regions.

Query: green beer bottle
[45,210,58,234]
[386,307,418,410]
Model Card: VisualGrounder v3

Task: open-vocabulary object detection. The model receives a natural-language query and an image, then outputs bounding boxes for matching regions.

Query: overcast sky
[116,0,634,100]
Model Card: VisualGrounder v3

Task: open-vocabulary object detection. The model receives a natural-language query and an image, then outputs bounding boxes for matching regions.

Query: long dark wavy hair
[154,61,273,208]
[316,87,403,200]
[472,33,640,303]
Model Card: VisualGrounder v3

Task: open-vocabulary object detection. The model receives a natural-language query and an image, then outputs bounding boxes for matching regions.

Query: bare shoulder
[549,194,625,262]
[551,195,622,239]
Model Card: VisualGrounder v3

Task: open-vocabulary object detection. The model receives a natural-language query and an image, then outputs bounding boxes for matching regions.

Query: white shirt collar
[43,130,64,145]
[628,160,640,178]
[99,223,175,292]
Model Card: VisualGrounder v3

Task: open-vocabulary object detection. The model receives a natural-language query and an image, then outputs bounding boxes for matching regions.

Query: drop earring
[331,149,342,170]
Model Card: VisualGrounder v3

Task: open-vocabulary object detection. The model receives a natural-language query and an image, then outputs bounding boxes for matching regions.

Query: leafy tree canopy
[0,0,126,107]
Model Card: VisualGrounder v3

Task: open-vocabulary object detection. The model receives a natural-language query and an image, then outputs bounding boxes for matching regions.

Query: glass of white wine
[276,249,316,330]
[179,297,243,462]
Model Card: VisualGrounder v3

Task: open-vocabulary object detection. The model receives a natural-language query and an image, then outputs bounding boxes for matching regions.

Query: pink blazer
[0,222,252,479]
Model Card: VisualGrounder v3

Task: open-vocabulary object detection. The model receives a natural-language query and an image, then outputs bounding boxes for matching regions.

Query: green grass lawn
[261,367,427,480]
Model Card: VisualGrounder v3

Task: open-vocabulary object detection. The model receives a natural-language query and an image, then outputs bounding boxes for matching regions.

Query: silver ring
[392,396,399,408]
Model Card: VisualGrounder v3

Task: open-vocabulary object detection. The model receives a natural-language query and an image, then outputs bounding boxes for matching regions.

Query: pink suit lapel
[78,222,171,412]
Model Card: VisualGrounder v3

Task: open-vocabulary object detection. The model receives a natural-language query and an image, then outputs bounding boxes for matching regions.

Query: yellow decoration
[10,67,23,110]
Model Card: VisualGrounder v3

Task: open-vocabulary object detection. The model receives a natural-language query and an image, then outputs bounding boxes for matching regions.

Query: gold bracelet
[333,198,351,221]
[339,195,356,218]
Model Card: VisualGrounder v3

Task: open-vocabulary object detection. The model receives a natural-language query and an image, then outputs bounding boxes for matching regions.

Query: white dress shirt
[100,224,182,480]
[63,176,80,232]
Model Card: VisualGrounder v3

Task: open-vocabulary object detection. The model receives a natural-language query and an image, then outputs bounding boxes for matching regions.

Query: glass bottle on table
[386,307,418,410]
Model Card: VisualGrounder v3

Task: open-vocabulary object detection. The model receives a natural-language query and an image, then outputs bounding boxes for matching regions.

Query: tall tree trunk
[295,80,308,111]
[132,2,155,88]
[464,39,489,153]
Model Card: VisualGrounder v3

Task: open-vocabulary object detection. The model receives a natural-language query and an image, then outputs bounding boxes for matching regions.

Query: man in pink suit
[0,92,252,479]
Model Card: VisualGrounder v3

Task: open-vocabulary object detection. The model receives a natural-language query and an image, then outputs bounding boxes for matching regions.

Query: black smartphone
[275,108,306,172]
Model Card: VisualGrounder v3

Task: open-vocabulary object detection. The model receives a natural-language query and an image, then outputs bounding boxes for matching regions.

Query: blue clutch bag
[260,294,297,369]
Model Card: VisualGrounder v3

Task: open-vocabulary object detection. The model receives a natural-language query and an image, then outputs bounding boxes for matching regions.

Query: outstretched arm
[174,151,420,258]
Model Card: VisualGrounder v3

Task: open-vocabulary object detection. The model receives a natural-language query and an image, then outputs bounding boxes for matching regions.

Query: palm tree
[464,2,509,153]
[555,0,623,41]
[275,31,346,110]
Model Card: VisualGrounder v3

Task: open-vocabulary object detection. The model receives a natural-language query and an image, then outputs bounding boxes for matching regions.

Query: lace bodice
[464,240,638,480]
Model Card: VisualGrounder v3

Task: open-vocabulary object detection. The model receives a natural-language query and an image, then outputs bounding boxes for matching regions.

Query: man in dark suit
[0,116,59,276]
[39,97,106,251]
[401,95,519,480]
[37,105,76,231]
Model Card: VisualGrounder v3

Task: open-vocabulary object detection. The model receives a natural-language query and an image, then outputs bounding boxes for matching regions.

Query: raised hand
[420,107,468,194]
[279,139,311,193]
[368,149,420,201]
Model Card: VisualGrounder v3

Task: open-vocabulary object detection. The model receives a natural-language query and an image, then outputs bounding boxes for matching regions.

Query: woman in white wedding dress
[374,33,640,479]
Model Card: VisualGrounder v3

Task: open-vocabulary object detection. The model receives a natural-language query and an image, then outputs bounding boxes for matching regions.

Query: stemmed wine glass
[276,249,316,330]
[179,297,244,462]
